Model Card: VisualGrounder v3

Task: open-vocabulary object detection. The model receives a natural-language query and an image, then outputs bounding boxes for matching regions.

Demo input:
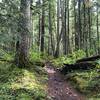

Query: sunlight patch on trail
[44,67,56,74]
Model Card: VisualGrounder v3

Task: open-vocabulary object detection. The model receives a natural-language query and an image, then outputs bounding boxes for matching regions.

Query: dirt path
[45,63,85,100]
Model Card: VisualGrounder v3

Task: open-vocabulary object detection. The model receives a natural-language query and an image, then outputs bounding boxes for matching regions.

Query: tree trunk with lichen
[15,0,31,67]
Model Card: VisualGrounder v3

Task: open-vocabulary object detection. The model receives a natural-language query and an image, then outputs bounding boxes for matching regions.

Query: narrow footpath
[45,63,85,100]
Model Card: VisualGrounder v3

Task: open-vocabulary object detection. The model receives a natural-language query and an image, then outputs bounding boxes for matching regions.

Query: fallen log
[60,62,96,75]
[76,55,100,63]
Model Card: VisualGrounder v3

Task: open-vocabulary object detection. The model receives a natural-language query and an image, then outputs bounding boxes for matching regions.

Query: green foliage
[29,50,53,64]
[66,65,100,98]
[0,49,14,61]
[52,50,86,67]
[29,51,42,62]
[0,61,47,100]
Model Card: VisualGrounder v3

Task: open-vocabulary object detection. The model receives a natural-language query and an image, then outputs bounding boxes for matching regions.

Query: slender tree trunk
[29,0,33,49]
[40,0,45,52]
[49,0,54,55]
[78,0,81,49]
[74,0,78,50]
[83,0,88,56]
[88,7,92,54]
[67,0,70,54]
[63,0,67,55]
[55,0,60,57]
[38,0,41,51]
[38,14,41,51]
[96,4,100,54]
[63,0,69,55]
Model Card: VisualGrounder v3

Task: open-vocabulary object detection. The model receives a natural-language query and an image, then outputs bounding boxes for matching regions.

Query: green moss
[0,61,47,100]
[67,68,100,98]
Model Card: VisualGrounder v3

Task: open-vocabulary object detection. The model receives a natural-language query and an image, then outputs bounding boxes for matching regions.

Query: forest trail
[44,63,85,100]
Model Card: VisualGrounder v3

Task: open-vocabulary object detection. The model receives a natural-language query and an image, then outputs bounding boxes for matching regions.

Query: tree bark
[78,0,82,49]
[15,0,31,67]
[49,0,55,55]
[40,0,45,52]
[74,0,78,50]
[96,4,100,54]
[54,0,60,57]
[83,0,88,56]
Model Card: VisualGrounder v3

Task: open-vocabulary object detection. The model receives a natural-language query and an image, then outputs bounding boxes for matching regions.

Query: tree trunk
[88,7,92,54]
[83,0,88,56]
[15,0,31,67]
[49,0,55,55]
[54,0,60,57]
[67,0,70,54]
[38,0,41,52]
[64,0,67,55]
[40,0,45,52]
[74,0,78,50]
[78,0,82,49]
[96,4,100,54]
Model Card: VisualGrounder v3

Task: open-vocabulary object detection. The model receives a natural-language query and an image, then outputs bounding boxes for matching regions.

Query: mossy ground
[0,61,48,100]
[66,67,100,99]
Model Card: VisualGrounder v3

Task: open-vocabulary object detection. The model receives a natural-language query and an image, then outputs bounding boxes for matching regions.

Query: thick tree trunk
[15,0,31,67]
[61,0,66,55]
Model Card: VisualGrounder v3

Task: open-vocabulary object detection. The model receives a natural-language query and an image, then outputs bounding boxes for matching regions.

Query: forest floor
[45,63,85,100]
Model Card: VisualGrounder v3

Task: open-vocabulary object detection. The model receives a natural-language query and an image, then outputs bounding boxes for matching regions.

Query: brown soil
[44,63,86,100]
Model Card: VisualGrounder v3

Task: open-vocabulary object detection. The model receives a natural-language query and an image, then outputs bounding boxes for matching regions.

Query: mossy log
[60,55,100,75]
[76,55,100,63]
[60,62,96,75]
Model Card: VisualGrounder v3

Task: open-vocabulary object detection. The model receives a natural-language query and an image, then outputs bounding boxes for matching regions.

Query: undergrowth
[66,65,100,99]
[0,61,48,100]
[52,50,86,67]
[0,49,14,61]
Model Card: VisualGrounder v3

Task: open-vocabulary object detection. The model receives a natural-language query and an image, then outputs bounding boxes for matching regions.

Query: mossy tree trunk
[15,0,31,67]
